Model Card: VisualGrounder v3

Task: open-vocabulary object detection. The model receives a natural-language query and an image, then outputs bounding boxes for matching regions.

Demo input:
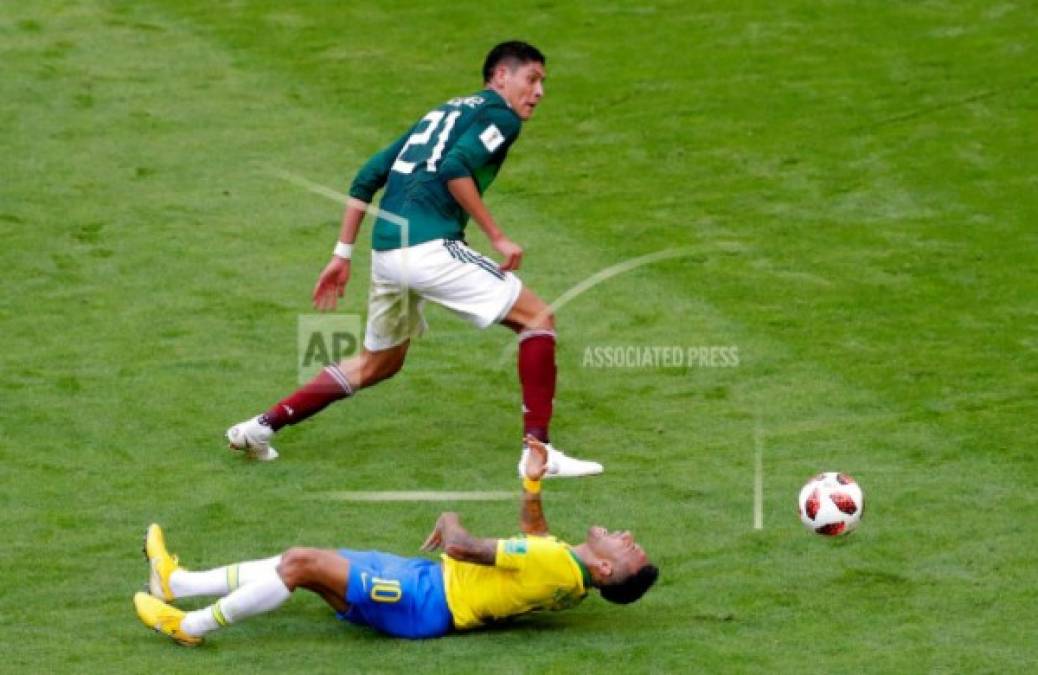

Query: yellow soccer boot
[133,592,202,647]
[143,523,181,602]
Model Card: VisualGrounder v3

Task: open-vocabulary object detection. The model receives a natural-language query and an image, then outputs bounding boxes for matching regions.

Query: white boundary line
[267,167,413,333]
[496,247,702,365]
[319,490,516,502]
[753,418,764,530]
[265,167,408,226]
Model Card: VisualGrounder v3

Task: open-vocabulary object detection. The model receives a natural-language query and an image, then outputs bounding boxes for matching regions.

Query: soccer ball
[797,472,864,536]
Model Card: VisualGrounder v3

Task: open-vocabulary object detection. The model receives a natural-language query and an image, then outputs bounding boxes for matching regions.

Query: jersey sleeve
[438,107,521,182]
[494,535,568,571]
[348,128,411,202]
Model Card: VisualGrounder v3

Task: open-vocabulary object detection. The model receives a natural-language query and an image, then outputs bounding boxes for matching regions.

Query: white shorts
[363,239,523,352]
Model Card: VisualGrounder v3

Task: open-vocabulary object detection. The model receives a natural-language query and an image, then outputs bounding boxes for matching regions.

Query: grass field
[2,1,1036,672]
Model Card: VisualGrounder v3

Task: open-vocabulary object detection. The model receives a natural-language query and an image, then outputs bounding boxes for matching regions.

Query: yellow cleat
[133,592,203,647]
[143,523,182,602]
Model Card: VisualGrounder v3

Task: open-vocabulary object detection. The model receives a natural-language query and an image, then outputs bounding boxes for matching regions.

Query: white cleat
[226,415,279,461]
[518,442,603,479]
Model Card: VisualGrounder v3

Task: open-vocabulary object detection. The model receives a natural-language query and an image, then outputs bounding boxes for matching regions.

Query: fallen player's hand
[420,525,442,552]
[492,236,523,272]
[313,257,351,311]
[523,434,549,481]
[419,512,458,552]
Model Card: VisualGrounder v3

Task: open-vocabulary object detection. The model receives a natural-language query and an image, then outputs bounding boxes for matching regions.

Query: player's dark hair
[599,564,659,605]
[482,41,546,83]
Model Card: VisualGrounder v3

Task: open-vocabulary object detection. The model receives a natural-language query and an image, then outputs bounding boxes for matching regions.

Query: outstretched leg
[179,547,349,638]
[226,341,410,459]
[503,288,557,443]
[276,547,350,613]
[263,341,410,429]
[503,288,603,478]
[164,555,283,600]
[145,522,276,603]
[136,547,351,646]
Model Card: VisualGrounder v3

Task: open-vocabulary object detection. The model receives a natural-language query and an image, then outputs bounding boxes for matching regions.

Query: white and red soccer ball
[798,472,864,536]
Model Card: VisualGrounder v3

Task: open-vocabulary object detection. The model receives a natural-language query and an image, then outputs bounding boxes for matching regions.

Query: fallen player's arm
[519,434,550,535]
[422,512,497,565]
[520,476,549,535]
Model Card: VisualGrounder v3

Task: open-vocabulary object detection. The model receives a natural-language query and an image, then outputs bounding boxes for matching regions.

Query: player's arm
[313,199,366,311]
[440,112,524,271]
[420,512,498,565]
[349,129,411,204]
[312,130,410,311]
[519,434,550,535]
[445,178,523,271]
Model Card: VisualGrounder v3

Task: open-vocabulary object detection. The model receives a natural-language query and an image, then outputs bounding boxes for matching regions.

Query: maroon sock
[260,365,354,431]
[517,330,557,443]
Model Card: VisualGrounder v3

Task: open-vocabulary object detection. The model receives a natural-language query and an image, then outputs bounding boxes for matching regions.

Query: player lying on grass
[226,40,602,478]
[134,438,658,645]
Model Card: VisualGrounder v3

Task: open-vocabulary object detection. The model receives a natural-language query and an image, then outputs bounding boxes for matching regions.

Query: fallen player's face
[500,61,545,120]
[586,525,650,578]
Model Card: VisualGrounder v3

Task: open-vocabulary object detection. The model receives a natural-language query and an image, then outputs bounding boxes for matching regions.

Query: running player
[225,41,601,478]
[134,438,658,645]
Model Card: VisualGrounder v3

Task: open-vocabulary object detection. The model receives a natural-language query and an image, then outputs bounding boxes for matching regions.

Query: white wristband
[333,242,353,260]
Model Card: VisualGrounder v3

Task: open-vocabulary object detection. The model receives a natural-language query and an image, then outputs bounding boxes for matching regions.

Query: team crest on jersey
[480,124,505,152]
[504,539,527,555]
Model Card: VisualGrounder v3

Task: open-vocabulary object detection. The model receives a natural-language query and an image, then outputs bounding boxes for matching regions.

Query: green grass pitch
[1,1,1035,672]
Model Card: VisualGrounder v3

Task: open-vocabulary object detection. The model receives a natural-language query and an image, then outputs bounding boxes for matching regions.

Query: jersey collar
[567,549,592,592]
[482,87,511,110]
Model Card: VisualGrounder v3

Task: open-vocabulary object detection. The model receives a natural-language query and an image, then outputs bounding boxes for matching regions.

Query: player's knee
[525,307,555,332]
[507,289,555,332]
[356,345,409,386]
[362,354,404,385]
[277,547,321,588]
[382,352,407,379]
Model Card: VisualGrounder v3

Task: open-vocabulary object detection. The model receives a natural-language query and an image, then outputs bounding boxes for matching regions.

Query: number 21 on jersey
[392,110,462,175]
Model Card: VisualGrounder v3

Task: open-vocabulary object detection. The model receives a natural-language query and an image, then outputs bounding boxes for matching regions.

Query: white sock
[181,571,292,637]
[170,555,281,599]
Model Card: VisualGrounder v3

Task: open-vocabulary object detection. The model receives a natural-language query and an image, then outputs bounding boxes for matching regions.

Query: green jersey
[348,89,523,251]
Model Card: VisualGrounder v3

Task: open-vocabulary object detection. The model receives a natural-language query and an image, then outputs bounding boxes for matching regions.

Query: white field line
[267,166,411,323]
[318,490,516,502]
[754,419,764,530]
[497,246,703,365]
[265,167,408,226]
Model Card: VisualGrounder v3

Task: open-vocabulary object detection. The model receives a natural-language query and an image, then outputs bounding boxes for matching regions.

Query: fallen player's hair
[482,41,546,83]
[599,564,660,605]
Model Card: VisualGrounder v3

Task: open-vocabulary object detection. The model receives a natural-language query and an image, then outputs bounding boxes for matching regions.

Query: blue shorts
[336,549,453,639]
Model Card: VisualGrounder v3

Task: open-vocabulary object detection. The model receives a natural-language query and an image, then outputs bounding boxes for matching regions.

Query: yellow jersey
[442,535,591,630]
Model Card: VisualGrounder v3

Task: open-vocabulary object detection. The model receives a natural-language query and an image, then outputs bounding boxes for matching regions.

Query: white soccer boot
[518,442,603,478]
[226,415,279,461]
